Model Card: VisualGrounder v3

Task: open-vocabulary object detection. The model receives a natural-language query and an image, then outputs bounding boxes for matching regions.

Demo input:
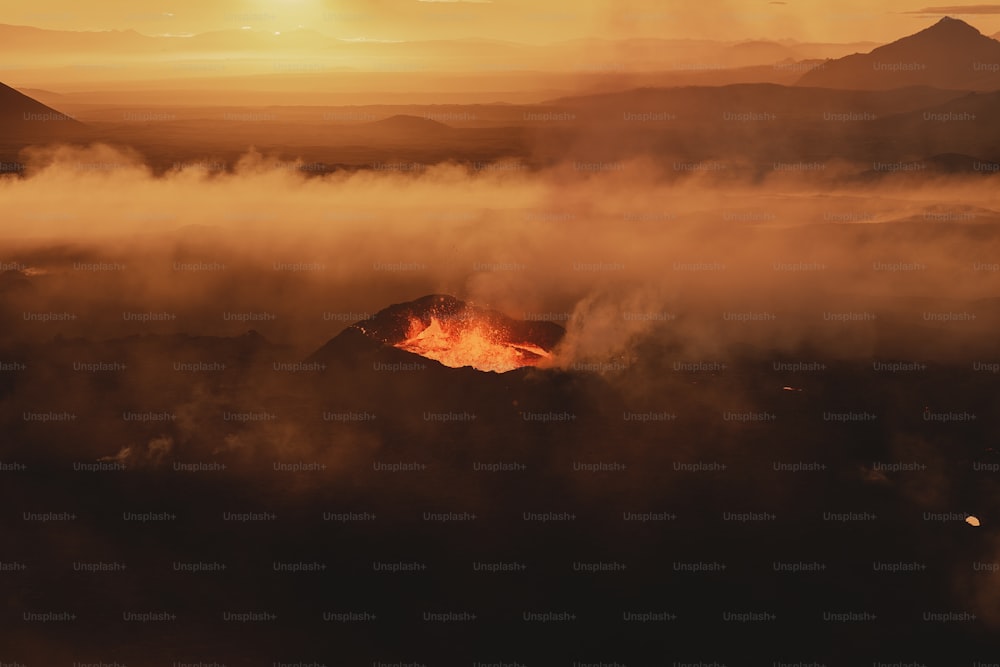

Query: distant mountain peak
[795,17,1000,90]
[925,15,981,35]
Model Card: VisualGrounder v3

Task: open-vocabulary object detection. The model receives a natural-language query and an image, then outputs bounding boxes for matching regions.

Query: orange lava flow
[394,316,551,373]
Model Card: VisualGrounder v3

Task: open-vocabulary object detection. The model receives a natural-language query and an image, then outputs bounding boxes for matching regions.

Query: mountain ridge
[796,17,1000,90]
[0,81,86,140]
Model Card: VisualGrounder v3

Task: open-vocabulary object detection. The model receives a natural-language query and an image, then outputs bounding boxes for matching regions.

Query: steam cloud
[3,143,998,362]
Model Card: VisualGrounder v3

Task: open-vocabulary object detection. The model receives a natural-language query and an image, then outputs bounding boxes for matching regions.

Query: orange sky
[5,0,1000,44]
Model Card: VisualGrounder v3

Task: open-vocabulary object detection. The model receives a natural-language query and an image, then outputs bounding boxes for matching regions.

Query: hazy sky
[5,0,1000,44]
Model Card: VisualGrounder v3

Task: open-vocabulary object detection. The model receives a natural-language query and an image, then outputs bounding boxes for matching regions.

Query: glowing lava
[396,315,552,373]
[351,295,564,373]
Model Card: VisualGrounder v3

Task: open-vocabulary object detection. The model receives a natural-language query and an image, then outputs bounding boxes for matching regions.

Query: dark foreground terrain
[2,282,999,663]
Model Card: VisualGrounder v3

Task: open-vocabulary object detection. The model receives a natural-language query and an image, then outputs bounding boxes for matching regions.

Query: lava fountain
[352,295,564,373]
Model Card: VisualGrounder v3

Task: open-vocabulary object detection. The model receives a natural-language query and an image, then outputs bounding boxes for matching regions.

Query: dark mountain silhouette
[519,83,1000,171]
[0,81,85,142]
[797,17,1000,90]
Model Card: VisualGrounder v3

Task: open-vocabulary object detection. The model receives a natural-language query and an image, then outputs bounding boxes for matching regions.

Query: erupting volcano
[352,295,565,373]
